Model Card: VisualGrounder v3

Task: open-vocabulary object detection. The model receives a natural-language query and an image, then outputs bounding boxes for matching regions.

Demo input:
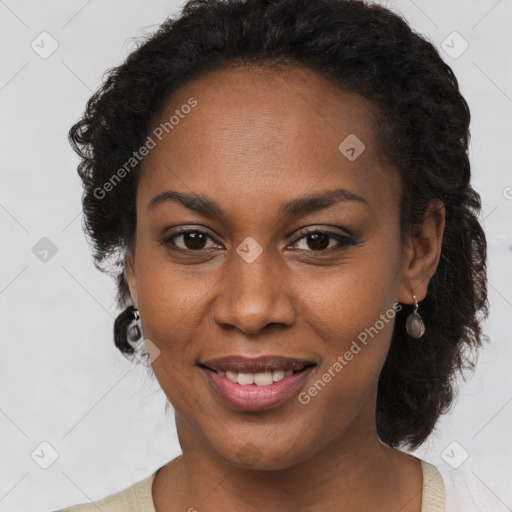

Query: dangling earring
[406,294,425,339]
[128,307,142,342]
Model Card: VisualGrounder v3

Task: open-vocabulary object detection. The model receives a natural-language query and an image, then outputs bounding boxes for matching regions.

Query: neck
[152,398,422,511]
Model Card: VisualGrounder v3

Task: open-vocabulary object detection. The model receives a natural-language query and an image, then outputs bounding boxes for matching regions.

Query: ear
[124,246,139,307]
[397,199,446,305]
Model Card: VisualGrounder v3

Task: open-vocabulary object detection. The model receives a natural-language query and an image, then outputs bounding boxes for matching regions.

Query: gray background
[1,0,511,510]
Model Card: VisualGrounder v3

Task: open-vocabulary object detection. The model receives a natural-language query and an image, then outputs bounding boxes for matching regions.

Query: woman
[57,0,495,510]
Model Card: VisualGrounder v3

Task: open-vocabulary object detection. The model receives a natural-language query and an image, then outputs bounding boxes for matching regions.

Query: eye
[160,230,221,251]
[160,227,359,253]
[290,229,357,252]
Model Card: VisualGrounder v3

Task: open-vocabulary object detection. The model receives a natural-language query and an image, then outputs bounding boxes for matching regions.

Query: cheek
[295,274,400,437]
[134,238,215,343]
[298,272,398,394]
[299,240,401,389]
[297,241,400,337]
[134,249,229,413]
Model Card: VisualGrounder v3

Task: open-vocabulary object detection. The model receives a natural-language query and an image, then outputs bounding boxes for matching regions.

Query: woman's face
[126,65,415,469]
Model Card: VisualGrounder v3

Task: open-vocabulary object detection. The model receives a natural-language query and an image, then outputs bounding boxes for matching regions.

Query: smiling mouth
[199,359,316,412]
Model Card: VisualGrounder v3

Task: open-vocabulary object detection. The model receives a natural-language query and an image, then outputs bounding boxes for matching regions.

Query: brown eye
[304,232,330,251]
[160,228,358,254]
[160,230,219,251]
[290,229,357,252]
[181,232,208,250]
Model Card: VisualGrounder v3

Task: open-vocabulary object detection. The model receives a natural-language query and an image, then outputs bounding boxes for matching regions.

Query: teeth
[272,370,284,381]
[220,369,297,385]
[226,370,238,383]
[253,371,273,386]
[237,372,254,385]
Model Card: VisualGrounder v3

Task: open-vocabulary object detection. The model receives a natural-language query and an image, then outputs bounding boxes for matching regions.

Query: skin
[125,65,445,512]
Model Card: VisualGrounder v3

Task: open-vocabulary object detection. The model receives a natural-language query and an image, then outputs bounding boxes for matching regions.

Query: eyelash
[159,228,359,254]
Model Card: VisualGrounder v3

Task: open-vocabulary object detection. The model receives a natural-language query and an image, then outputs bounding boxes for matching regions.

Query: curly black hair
[69,0,488,450]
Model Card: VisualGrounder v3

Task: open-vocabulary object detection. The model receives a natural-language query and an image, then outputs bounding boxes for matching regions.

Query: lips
[200,355,316,374]
[198,355,316,411]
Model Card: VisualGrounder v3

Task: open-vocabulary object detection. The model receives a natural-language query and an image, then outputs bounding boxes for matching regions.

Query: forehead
[138,65,400,220]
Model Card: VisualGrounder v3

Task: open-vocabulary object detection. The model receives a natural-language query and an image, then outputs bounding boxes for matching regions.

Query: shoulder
[420,458,509,512]
[54,470,158,512]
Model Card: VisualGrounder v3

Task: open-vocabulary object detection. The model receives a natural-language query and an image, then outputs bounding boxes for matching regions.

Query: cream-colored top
[56,459,445,511]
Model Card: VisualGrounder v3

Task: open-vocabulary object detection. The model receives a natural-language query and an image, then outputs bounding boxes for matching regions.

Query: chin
[214,436,314,471]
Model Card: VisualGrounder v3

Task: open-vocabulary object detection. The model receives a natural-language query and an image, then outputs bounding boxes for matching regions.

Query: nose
[211,246,296,336]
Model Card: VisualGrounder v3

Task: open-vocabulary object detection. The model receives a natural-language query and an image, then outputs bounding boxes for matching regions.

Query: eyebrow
[147,188,369,218]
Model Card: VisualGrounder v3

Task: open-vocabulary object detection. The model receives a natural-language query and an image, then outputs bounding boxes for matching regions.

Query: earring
[128,307,141,342]
[406,294,425,339]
